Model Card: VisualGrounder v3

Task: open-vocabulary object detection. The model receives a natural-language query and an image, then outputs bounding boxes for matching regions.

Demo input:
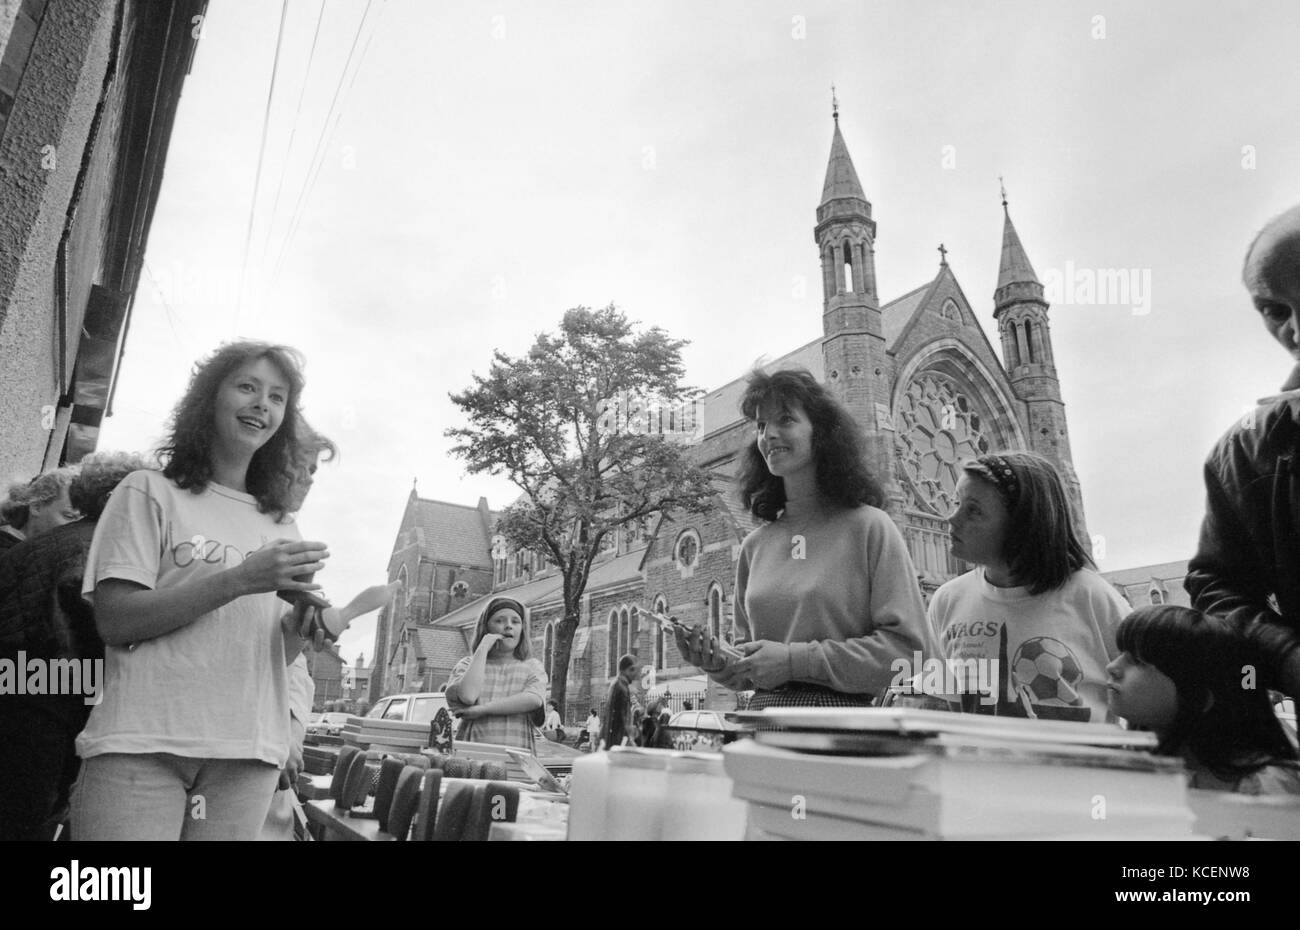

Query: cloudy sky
[99,0,1300,668]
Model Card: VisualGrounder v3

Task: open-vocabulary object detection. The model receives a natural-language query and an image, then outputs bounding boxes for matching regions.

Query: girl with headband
[927,451,1127,721]
[445,596,547,751]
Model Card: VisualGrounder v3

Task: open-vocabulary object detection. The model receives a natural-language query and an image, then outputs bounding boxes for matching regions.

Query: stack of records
[301,745,338,776]
[724,708,1193,840]
[340,716,429,752]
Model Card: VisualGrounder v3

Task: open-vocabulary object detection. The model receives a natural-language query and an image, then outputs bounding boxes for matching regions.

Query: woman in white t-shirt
[71,341,330,840]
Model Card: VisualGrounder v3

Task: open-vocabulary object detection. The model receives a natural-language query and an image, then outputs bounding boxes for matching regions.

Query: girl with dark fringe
[1108,605,1300,795]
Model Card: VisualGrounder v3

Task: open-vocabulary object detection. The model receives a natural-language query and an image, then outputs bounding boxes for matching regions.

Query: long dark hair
[158,341,307,521]
[736,368,883,521]
[962,451,1092,594]
[1117,606,1297,779]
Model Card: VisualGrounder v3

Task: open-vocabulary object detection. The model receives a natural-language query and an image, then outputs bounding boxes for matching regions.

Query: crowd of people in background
[5,205,1300,839]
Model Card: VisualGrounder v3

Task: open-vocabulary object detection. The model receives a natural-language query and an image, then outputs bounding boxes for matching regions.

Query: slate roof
[698,282,935,439]
[429,549,645,632]
[430,571,566,630]
[699,337,823,437]
[881,279,934,347]
[408,497,495,567]
[410,626,469,669]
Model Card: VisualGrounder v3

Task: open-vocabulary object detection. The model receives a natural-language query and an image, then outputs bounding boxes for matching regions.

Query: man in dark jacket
[1187,204,1300,696]
[0,452,145,840]
[600,654,639,750]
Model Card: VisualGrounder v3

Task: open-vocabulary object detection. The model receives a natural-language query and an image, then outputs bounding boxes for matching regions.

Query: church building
[372,105,1096,719]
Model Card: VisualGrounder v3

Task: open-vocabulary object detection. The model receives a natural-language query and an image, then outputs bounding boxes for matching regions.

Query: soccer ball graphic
[1012,636,1083,706]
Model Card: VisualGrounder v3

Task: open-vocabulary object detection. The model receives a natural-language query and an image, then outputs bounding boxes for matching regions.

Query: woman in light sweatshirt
[676,368,933,709]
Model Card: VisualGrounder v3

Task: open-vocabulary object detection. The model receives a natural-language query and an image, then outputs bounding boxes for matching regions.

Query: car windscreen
[410,696,445,725]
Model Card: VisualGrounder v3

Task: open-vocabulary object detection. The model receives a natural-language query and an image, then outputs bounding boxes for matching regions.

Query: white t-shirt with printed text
[77,469,296,765]
[927,568,1127,723]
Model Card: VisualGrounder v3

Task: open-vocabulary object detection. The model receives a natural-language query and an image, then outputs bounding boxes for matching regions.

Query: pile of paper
[724,708,1192,840]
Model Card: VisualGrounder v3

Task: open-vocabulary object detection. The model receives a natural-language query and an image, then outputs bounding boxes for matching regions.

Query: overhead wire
[143,261,190,355]
[265,0,383,296]
[232,0,293,336]
[255,0,330,311]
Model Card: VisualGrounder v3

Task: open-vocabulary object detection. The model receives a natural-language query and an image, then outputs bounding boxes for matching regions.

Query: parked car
[664,709,746,752]
[367,692,450,726]
[305,712,351,739]
[367,691,583,766]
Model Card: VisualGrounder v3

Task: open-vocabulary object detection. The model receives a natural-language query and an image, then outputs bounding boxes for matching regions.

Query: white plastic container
[566,752,611,841]
[604,748,672,841]
[661,751,748,841]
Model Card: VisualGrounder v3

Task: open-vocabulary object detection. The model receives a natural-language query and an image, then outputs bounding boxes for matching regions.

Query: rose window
[894,374,992,516]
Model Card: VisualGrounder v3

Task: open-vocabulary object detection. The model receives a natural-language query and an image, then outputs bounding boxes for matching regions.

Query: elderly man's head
[1244,205,1300,361]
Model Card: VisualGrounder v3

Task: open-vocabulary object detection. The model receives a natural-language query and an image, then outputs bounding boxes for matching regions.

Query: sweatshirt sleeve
[732,543,753,645]
[787,511,932,695]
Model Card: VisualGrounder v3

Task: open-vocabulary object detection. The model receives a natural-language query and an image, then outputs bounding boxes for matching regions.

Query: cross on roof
[938,243,948,266]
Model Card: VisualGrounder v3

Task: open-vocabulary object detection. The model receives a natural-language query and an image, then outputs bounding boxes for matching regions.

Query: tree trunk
[549,608,582,716]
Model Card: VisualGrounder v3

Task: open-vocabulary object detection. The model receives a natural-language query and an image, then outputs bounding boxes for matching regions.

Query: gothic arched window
[606,609,619,677]
[544,622,555,679]
[652,595,668,670]
[618,607,630,659]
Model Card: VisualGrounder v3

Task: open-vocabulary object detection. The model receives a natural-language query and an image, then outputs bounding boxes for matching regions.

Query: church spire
[990,190,1089,549]
[820,117,868,207]
[996,186,1040,295]
[814,104,898,515]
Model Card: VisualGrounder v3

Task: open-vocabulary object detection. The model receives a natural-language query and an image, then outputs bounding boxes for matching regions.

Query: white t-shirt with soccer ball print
[926,568,1127,723]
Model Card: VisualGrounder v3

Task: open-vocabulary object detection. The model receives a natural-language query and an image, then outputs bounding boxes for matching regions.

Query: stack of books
[724,708,1193,840]
[340,716,429,753]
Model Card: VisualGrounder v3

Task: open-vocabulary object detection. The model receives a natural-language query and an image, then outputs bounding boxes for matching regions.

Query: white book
[724,740,1193,837]
[734,707,1157,749]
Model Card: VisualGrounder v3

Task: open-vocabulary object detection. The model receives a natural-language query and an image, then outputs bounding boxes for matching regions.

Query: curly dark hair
[69,451,152,520]
[0,467,78,529]
[962,451,1092,595]
[157,341,308,522]
[736,368,883,521]
[1117,605,1297,780]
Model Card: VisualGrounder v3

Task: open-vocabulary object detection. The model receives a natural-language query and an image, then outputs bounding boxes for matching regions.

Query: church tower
[993,188,1089,543]
[815,99,903,514]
